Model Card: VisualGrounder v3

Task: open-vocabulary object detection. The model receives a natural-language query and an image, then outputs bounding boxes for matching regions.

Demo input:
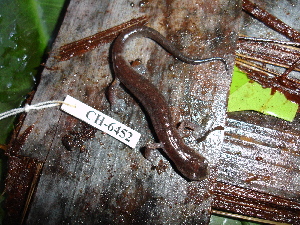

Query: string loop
[0,100,72,121]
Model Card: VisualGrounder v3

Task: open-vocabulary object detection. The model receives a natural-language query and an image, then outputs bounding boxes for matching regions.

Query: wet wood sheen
[4,0,240,224]
[5,0,300,224]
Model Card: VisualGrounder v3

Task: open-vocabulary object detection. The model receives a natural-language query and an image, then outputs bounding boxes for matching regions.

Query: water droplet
[169,64,175,71]
[139,1,146,7]
[6,82,12,88]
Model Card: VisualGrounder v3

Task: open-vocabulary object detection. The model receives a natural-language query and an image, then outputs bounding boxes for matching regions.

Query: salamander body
[111,26,227,181]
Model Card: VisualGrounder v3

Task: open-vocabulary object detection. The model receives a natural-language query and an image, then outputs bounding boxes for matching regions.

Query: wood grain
[5,0,241,224]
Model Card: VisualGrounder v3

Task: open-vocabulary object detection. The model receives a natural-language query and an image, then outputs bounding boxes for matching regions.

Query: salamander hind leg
[177,121,198,137]
[178,121,224,143]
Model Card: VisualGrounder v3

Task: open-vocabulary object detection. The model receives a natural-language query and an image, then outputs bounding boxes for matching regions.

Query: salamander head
[175,150,209,181]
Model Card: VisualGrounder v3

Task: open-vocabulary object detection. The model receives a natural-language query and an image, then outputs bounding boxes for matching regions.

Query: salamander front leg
[143,142,172,175]
[108,79,119,104]
[143,142,164,161]
[107,78,128,112]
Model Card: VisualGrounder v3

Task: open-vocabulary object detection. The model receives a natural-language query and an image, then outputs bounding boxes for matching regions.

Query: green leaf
[209,215,262,225]
[0,0,65,222]
[228,66,298,122]
[0,0,65,144]
[209,215,242,225]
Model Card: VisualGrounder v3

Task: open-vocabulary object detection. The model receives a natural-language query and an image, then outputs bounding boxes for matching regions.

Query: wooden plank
[212,0,300,223]
[221,113,300,201]
[4,0,241,224]
[213,181,300,224]
[221,0,300,203]
[4,155,43,225]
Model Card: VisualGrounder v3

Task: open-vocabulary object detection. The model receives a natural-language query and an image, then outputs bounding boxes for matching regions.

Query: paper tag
[61,95,141,148]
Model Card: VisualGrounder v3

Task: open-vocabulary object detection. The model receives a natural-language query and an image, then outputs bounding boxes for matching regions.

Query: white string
[0,100,74,121]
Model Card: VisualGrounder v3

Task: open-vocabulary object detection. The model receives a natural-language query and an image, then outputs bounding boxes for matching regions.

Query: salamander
[111,26,227,181]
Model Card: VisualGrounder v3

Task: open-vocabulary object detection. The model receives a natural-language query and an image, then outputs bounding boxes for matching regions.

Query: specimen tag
[61,95,141,148]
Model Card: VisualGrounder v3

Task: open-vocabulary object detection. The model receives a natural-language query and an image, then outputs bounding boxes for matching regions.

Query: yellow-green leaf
[228,66,298,122]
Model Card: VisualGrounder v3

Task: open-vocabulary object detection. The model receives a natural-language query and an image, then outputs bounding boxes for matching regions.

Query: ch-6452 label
[61,95,141,148]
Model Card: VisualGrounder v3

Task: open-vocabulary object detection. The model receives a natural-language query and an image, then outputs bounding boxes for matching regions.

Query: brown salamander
[111,26,227,181]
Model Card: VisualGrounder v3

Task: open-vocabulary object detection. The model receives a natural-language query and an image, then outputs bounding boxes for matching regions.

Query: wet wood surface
[214,112,300,224]
[234,0,300,201]
[213,0,300,223]
[5,0,300,224]
[4,0,241,224]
